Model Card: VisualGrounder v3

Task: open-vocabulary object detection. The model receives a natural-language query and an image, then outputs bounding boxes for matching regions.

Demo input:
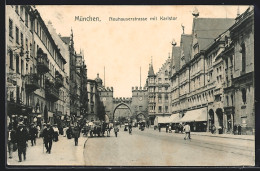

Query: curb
[191,133,254,141]
[82,137,89,165]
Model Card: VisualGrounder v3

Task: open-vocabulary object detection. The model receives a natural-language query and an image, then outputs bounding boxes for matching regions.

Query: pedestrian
[42,123,54,154]
[211,124,216,134]
[53,124,59,142]
[233,124,237,135]
[7,124,16,159]
[73,125,80,146]
[114,124,119,137]
[16,123,29,162]
[169,124,172,133]
[238,124,242,135]
[29,124,37,146]
[63,126,68,137]
[183,123,191,140]
[36,125,41,138]
[158,124,161,132]
[166,124,169,133]
[129,123,132,135]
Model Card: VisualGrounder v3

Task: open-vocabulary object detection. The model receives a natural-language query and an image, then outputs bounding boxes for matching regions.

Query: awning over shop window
[178,108,207,123]
[170,114,181,123]
[156,115,171,124]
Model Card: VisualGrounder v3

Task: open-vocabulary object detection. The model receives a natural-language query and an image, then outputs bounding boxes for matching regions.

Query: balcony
[25,73,40,93]
[37,53,49,74]
[45,87,59,102]
[224,106,235,114]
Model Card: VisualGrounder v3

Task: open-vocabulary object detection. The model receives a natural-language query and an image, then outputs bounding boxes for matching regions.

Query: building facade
[6,5,68,128]
[222,7,254,135]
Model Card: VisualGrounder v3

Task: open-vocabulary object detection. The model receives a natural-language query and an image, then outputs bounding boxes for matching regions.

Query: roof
[148,64,155,77]
[171,46,181,72]
[61,37,70,45]
[180,34,192,63]
[193,18,235,50]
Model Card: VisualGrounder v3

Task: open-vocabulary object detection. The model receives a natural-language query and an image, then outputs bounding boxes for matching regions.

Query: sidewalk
[6,134,87,166]
[191,132,254,141]
[147,127,254,141]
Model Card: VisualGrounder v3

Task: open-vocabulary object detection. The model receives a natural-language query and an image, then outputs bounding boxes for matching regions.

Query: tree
[97,98,105,121]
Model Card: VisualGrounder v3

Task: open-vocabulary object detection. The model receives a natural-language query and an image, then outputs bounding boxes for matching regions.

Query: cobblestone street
[84,127,254,166]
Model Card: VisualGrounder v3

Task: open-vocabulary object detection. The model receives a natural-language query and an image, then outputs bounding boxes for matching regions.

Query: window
[165,70,168,76]
[158,78,162,83]
[21,60,24,75]
[158,106,162,113]
[165,94,169,102]
[226,96,229,106]
[165,106,168,113]
[9,50,13,69]
[15,27,19,44]
[241,43,246,72]
[25,12,28,27]
[158,94,162,103]
[9,19,13,38]
[20,6,24,19]
[158,87,162,92]
[242,88,246,104]
[15,5,19,14]
[16,55,19,73]
[20,32,24,47]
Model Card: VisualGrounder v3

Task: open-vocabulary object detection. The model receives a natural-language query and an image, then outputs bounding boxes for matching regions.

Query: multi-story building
[6,5,35,128]
[168,8,237,132]
[60,29,81,122]
[147,57,172,124]
[47,20,71,125]
[222,7,254,135]
[86,79,98,121]
[6,5,67,128]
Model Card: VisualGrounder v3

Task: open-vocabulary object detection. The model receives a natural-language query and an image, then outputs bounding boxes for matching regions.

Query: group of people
[7,121,83,162]
[7,122,42,162]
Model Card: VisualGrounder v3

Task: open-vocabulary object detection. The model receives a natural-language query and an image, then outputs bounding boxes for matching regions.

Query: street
[83,127,254,166]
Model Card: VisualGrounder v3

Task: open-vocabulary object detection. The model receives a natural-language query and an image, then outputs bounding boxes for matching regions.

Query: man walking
[29,124,37,146]
[42,123,54,154]
[129,123,132,135]
[114,124,119,137]
[183,123,191,140]
[73,125,80,146]
[7,124,16,159]
[16,123,29,162]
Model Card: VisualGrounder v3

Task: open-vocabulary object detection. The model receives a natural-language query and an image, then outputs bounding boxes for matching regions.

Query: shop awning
[157,115,171,124]
[178,108,207,123]
[170,114,181,123]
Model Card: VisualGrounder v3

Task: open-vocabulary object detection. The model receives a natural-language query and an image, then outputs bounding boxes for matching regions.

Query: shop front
[178,107,208,132]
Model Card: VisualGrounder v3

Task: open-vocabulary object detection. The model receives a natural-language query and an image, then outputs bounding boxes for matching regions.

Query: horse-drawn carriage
[88,121,113,137]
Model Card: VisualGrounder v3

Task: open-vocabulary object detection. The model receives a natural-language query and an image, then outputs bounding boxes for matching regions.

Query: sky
[36,5,249,97]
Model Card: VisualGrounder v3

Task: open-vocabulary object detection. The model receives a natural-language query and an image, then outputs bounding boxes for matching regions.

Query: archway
[136,113,145,122]
[112,103,133,124]
[216,108,223,134]
[209,109,214,130]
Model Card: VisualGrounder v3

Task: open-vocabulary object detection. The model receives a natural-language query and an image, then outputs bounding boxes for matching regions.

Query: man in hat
[29,123,38,146]
[16,123,29,162]
[42,123,54,154]
[183,123,191,140]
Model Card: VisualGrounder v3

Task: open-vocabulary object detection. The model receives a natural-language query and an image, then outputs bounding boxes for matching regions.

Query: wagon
[89,121,102,137]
